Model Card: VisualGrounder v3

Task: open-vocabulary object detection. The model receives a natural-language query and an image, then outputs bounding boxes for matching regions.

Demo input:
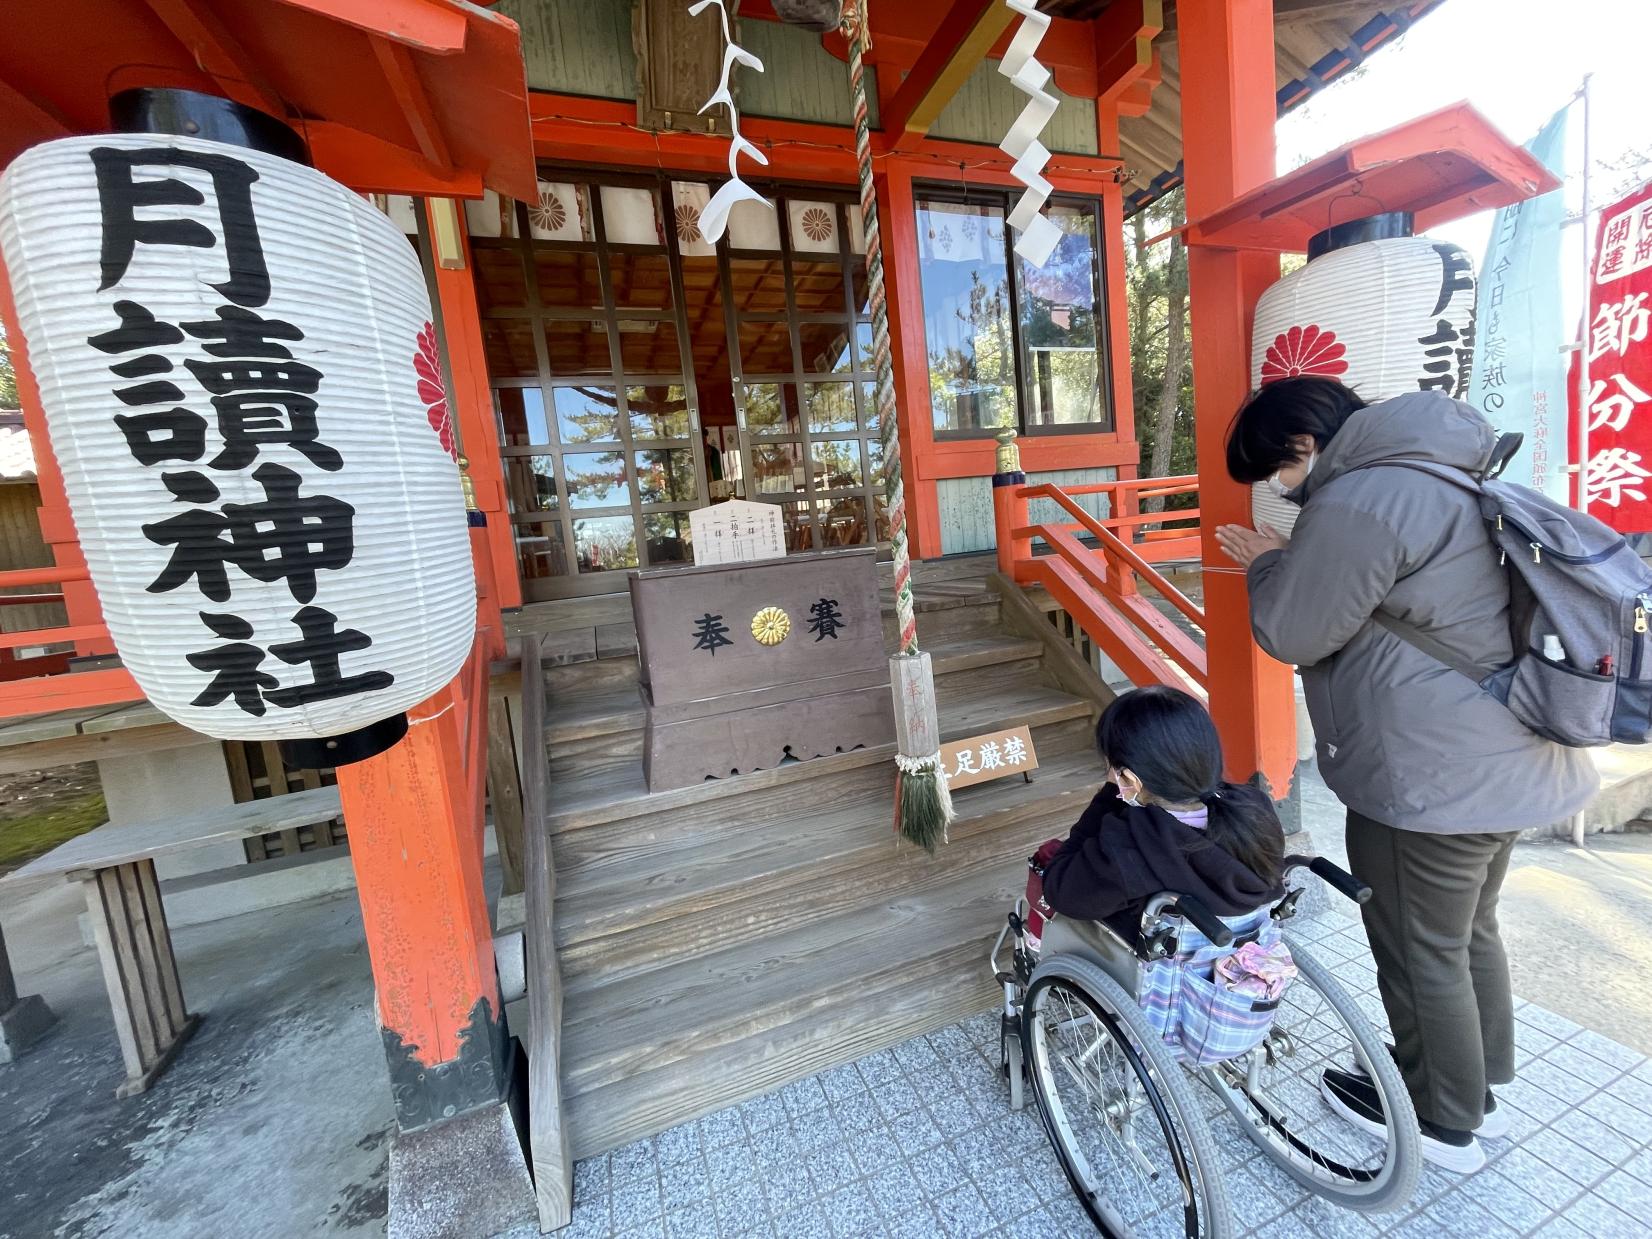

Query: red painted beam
[881,0,1015,141]
[1094,0,1163,104]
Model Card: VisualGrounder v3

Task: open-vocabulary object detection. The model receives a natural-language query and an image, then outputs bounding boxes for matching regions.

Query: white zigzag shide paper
[997,0,1062,268]
[689,0,774,244]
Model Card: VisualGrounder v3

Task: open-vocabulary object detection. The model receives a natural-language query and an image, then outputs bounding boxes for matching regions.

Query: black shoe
[1346,1044,1508,1139]
[1320,1068,1486,1173]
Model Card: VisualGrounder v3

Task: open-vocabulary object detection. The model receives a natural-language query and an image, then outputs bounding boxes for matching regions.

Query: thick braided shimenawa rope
[844,0,917,658]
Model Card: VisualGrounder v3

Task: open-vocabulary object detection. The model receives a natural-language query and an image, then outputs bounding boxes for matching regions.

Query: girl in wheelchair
[1034,685,1286,951]
[993,687,1420,1236]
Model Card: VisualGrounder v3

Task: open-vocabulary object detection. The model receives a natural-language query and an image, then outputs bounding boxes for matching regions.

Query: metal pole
[1576,73,1595,515]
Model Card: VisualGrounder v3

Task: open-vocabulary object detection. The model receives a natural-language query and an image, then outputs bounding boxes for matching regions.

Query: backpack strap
[1369,610,1490,684]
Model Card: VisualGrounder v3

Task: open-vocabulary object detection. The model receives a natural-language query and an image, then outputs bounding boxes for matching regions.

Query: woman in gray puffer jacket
[1216,377,1596,1175]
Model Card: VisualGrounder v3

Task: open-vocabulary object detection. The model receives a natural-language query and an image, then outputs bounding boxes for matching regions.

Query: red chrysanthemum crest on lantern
[415,322,456,460]
[1260,324,1349,383]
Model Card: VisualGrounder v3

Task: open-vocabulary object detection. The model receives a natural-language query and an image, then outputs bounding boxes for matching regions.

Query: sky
[1274,0,1652,323]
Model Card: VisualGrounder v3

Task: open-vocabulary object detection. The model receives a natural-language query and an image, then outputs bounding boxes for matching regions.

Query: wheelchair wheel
[1200,940,1419,1213]
[1022,955,1232,1239]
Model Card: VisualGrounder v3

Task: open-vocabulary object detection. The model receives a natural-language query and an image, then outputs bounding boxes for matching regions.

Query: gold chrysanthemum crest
[751,606,790,646]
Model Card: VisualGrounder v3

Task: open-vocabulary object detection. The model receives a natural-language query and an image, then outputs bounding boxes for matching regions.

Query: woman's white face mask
[1267,447,1318,497]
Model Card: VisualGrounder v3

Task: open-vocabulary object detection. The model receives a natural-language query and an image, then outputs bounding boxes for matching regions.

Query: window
[916,190,1112,436]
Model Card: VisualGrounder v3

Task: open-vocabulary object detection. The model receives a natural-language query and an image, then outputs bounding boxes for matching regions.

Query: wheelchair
[989,855,1419,1238]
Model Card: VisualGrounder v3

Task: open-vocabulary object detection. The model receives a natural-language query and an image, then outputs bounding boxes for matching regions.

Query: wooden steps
[561,865,1016,1158]
[516,572,1107,1160]
[553,736,1100,993]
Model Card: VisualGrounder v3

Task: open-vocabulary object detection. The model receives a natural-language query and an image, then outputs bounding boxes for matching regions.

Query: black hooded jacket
[1039,785,1285,939]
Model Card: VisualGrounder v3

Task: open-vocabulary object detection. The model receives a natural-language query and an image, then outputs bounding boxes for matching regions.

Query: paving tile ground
[564,906,1652,1238]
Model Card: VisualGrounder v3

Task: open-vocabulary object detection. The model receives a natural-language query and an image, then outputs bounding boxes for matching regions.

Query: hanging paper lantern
[1249,215,1478,534]
[0,130,475,758]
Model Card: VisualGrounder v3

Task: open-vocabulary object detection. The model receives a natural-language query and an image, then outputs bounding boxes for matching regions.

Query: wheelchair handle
[1286,854,1372,905]
[1166,893,1234,947]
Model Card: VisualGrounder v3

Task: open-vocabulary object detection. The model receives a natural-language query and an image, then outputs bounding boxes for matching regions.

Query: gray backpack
[1369,436,1652,748]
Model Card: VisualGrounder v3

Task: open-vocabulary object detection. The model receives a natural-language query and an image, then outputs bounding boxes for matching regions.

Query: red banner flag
[1576,180,1652,530]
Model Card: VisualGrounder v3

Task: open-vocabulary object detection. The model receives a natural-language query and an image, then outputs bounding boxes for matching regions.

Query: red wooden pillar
[878,158,944,560]
[335,654,505,1129]
[1180,0,1298,801]
[425,198,521,611]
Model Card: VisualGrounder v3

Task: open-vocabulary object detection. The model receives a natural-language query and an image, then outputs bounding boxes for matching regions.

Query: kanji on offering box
[1577,180,1652,530]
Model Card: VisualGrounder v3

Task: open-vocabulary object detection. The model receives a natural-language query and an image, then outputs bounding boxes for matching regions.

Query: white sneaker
[1347,1049,1511,1141]
[1320,1069,1487,1174]
[1475,1097,1512,1140]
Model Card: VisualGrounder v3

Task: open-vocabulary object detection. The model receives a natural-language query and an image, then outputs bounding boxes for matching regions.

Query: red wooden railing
[0,563,141,713]
[996,473,1208,695]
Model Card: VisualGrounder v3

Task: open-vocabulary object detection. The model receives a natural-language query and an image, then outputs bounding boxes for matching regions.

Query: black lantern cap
[1306,211,1415,262]
[109,88,310,166]
[279,713,409,770]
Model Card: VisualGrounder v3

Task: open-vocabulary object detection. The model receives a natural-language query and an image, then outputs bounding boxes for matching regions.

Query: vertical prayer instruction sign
[689,498,786,565]
[0,135,475,742]
[1578,181,1652,532]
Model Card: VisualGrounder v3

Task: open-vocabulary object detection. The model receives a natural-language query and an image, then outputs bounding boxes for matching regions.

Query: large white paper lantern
[1249,218,1477,533]
[0,132,475,756]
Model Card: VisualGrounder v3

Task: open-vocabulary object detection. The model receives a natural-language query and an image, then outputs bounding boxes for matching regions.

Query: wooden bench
[5,785,343,1097]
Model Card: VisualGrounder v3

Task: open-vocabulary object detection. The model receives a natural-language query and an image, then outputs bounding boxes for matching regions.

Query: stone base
[0,993,57,1064]
[388,1101,539,1239]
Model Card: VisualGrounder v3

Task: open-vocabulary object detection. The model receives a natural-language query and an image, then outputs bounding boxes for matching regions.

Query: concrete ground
[6,784,1652,1236]
[0,876,394,1238]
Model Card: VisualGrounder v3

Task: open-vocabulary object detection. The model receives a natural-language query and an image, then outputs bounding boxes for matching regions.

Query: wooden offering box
[629,548,893,791]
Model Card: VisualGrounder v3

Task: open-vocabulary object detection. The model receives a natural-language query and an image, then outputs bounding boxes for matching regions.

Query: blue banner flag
[1469,106,1570,500]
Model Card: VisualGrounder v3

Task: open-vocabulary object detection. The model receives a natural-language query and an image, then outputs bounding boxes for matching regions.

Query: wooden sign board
[940,725,1039,791]
[690,499,786,566]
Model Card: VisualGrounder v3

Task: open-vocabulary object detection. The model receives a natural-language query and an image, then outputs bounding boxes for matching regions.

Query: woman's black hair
[1224,376,1368,484]
[1095,685,1284,886]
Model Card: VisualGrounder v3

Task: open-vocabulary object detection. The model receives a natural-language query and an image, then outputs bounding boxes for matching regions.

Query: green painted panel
[500,0,636,100]
[937,465,1115,555]
[737,21,877,128]
[930,59,1097,156]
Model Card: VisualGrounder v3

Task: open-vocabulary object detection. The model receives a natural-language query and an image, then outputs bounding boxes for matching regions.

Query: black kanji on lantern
[1430,243,1475,316]
[182,307,342,472]
[692,612,733,656]
[1417,318,1464,396]
[807,597,845,641]
[142,462,355,604]
[220,464,354,602]
[90,146,270,307]
[187,611,279,715]
[90,301,208,466]
[263,605,394,708]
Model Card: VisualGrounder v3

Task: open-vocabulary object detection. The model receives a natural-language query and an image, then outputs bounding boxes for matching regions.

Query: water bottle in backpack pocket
[1368,441,1652,748]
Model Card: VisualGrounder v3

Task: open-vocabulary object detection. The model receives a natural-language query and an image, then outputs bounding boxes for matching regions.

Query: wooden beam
[371,36,453,170]
[142,0,288,117]
[1163,0,1381,29]
[0,76,72,143]
[272,0,469,53]
[305,121,479,196]
[518,633,574,1232]
[1094,0,1164,103]
[882,0,1018,140]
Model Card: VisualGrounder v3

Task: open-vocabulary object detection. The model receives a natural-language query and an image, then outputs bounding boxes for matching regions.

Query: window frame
[913,183,1115,442]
